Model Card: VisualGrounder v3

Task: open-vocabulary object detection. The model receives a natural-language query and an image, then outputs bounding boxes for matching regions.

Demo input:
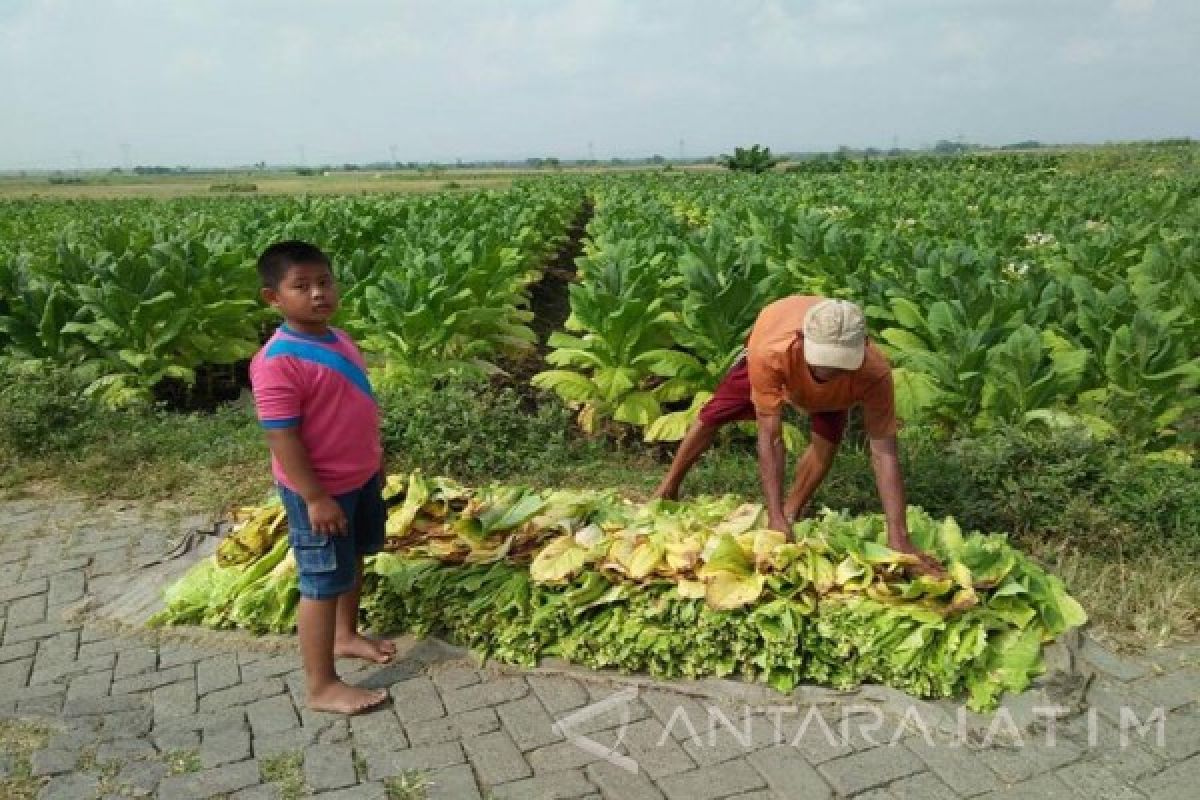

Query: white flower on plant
[814,204,851,218]
[1084,219,1108,232]
[894,217,917,230]
[1002,261,1031,281]
[967,205,979,213]
[1023,231,1057,247]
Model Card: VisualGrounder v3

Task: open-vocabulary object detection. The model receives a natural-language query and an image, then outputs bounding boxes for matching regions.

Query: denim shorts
[278,472,386,600]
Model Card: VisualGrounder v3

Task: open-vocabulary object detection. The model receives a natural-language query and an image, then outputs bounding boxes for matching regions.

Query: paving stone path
[0,492,1197,799]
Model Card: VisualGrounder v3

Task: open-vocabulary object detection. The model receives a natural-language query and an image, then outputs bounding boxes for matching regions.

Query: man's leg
[652,420,719,500]
[652,357,755,501]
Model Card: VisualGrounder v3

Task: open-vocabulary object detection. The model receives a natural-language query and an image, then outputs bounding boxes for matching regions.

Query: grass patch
[94,757,123,796]
[0,719,50,800]
[163,749,201,776]
[0,360,266,512]
[259,751,305,799]
[75,746,97,772]
[1031,541,1200,651]
[384,769,429,800]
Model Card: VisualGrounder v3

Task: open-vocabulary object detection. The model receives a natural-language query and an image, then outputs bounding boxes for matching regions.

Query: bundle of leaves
[152,472,1086,711]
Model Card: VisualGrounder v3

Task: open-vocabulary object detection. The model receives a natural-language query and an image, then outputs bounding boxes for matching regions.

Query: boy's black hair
[257,241,332,289]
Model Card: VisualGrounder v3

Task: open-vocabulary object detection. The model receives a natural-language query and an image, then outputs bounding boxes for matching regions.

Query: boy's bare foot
[334,633,395,664]
[307,681,389,714]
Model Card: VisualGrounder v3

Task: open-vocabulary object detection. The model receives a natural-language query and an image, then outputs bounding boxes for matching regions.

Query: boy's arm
[265,428,348,535]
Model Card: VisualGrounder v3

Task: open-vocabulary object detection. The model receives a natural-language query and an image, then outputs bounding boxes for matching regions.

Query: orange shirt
[746,295,898,439]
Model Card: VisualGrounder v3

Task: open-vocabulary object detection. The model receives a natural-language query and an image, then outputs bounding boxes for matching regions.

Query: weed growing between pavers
[163,748,201,775]
[0,719,50,800]
[74,746,97,772]
[94,758,123,796]
[385,769,430,800]
[260,751,305,800]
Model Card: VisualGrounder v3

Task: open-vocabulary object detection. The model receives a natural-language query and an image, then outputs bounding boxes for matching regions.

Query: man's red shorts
[697,357,848,444]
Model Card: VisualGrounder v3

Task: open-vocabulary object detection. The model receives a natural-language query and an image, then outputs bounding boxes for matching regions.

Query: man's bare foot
[334,633,394,664]
[307,681,388,714]
[651,487,678,502]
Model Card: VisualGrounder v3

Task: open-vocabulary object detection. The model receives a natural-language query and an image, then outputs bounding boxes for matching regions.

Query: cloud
[1113,0,1155,14]
[168,48,221,79]
[938,23,988,61]
[746,0,890,70]
[1062,38,1109,65]
[0,0,1197,167]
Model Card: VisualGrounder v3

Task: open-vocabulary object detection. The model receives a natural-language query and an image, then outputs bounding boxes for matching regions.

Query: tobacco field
[4,145,1197,706]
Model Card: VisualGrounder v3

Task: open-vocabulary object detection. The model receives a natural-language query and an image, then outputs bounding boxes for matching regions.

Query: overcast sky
[1,0,1197,169]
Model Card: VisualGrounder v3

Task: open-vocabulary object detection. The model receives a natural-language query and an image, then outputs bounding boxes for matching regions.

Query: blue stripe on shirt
[264,338,376,402]
[261,416,302,429]
[279,323,338,344]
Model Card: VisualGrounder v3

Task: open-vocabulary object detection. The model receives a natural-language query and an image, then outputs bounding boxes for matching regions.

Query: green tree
[719,144,780,173]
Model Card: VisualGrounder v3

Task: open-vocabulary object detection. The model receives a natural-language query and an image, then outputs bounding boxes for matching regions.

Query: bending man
[653,295,941,572]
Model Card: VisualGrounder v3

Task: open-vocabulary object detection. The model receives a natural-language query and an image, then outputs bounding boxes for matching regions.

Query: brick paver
[0,493,1195,799]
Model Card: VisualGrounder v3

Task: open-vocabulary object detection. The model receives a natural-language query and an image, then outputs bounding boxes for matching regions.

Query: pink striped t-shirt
[249,324,382,496]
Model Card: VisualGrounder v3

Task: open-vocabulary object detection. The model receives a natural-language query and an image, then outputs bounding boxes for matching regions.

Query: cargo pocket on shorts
[291,529,338,574]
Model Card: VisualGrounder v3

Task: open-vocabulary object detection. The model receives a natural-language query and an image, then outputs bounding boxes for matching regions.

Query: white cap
[802,299,866,370]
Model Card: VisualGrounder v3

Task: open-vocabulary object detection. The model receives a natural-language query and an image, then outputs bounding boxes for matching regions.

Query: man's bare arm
[868,436,908,547]
[869,436,944,573]
[784,433,838,521]
[757,413,790,533]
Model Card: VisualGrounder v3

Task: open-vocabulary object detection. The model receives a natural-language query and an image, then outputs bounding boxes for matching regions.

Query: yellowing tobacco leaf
[949,561,974,590]
[664,535,703,573]
[628,541,665,580]
[751,529,787,571]
[705,572,766,610]
[857,540,919,566]
[530,537,591,584]
[573,524,606,548]
[697,534,754,579]
[714,503,765,536]
[835,557,866,588]
[807,552,836,594]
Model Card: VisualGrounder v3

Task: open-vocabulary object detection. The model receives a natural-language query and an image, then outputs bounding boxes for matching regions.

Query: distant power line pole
[587,140,594,161]
[298,145,307,167]
[120,142,131,171]
[389,144,398,167]
[678,138,685,161]
[72,149,83,174]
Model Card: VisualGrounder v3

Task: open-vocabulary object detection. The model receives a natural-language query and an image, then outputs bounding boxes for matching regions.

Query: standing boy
[250,240,395,714]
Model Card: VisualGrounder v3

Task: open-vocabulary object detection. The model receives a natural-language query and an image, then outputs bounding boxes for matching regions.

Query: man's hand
[768,512,792,535]
[868,435,944,576]
[756,413,790,537]
[887,527,946,577]
[307,495,348,536]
